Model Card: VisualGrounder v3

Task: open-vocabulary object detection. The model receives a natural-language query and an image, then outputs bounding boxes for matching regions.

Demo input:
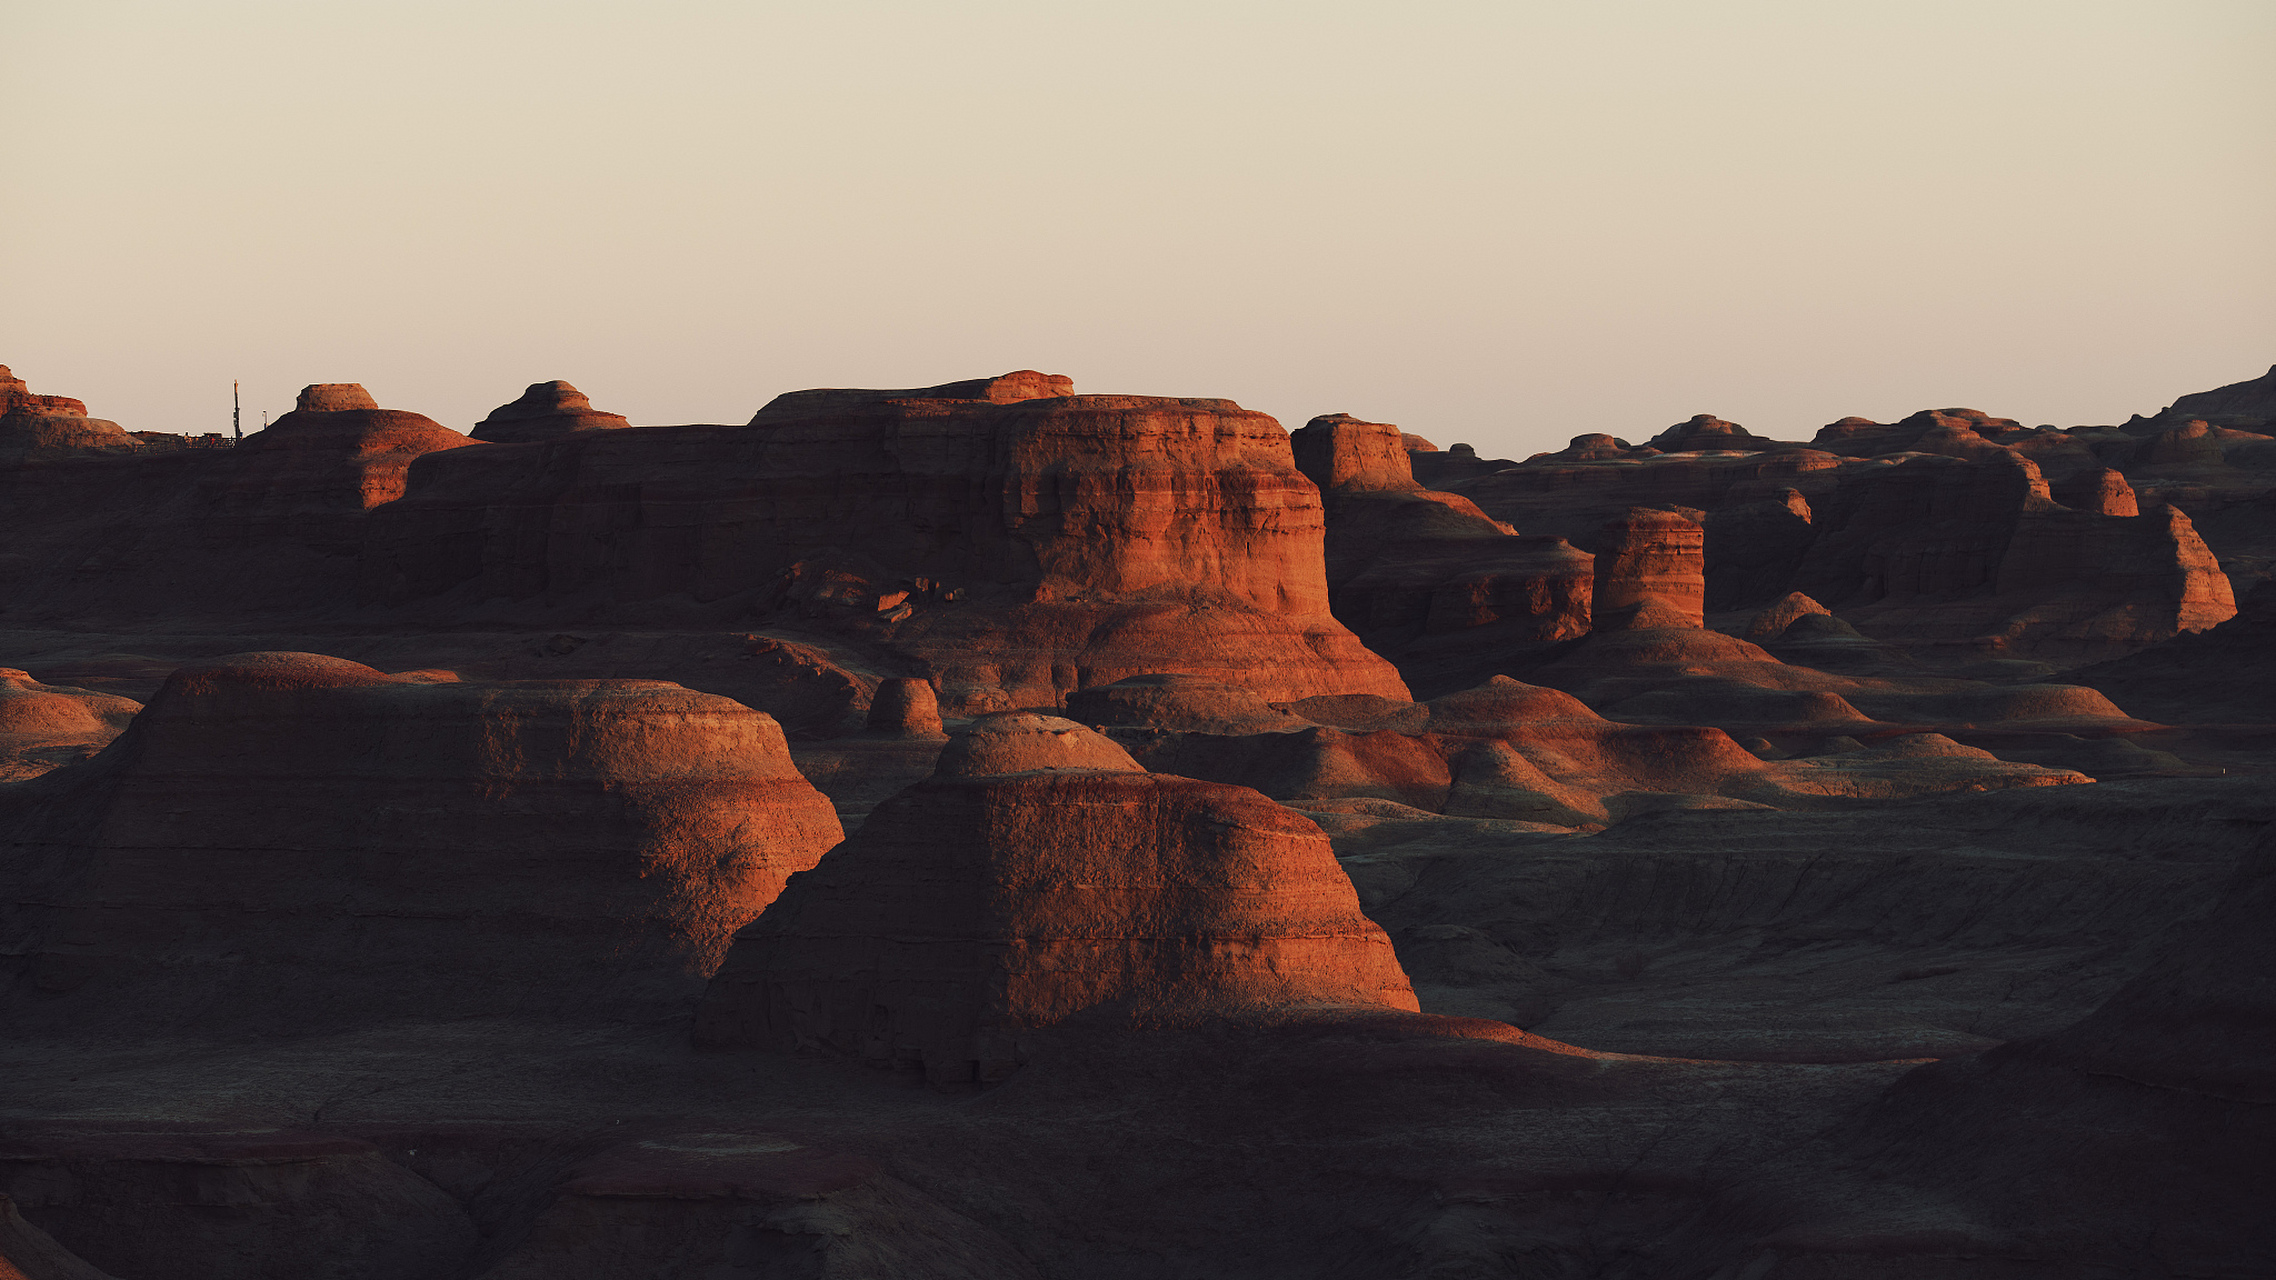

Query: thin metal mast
[233,381,242,441]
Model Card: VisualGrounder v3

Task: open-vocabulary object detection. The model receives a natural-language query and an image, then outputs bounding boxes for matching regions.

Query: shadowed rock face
[1293,413,1589,689]
[1591,508,1705,631]
[1726,829,2276,1277]
[2153,362,2276,429]
[227,384,478,554]
[1418,407,2238,663]
[694,713,1419,1085]
[361,373,1407,712]
[0,365,139,464]
[0,652,843,1034]
[470,380,633,444]
[862,676,946,739]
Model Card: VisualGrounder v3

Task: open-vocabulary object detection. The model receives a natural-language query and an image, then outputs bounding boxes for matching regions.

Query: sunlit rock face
[693,712,1419,1086]
[0,364,140,463]
[470,379,633,444]
[361,371,1409,712]
[0,651,842,1034]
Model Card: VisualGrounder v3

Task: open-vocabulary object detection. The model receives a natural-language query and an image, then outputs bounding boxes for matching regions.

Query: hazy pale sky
[5,1,2271,457]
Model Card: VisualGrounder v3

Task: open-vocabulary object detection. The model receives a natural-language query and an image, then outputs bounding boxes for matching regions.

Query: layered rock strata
[694,712,1419,1084]
[362,373,1407,711]
[469,380,633,444]
[0,652,842,1033]
[1290,413,1589,688]
[0,365,139,464]
[0,670,140,783]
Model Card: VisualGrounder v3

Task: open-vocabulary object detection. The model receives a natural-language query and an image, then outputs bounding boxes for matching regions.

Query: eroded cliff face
[361,375,1408,711]
[0,652,842,1035]
[1427,416,2236,663]
[694,713,1418,1086]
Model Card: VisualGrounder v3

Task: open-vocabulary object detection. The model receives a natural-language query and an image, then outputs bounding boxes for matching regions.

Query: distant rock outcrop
[470,380,633,444]
[1292,413,1589,692]
[2145,362,2276,430]
[1422,411,2236,663]
[0,652,843,1033]
[693,712,1419,1084]
[362,373,1408,712]
[0,365,139,464]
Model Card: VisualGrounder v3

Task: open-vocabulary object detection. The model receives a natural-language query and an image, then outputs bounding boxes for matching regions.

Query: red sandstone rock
[693,713,1418,1084]
[1793,450,2235,661]
[0,670,139,782]
[863,676,946,739]
[1591,508,1705,631]
[0,652,842,1033]
[222,384,476,555]
[1739,591,1831,642]
[1645,414,1779,453]
[2055,465,2140,516]
[1292,413,1588,687]
[470,380,633,444]
[360,374,1407,712]
[0,366,138,464]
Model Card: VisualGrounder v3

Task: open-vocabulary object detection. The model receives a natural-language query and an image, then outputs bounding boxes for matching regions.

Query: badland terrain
[1,360,2271,1278]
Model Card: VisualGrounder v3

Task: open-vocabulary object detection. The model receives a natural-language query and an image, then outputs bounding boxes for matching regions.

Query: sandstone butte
[361,372,1410,712]
[468,379,632,444]
[0,652,842,1035]
[1417,407,2239,664]
[1289,411,1591,694]
[693,712,1419,1086]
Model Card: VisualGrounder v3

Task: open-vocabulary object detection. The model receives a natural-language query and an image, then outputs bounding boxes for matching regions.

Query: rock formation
[2142,361,2276,430]
[1417,409,2237,662]
[1589,508,1705,631]
[361,373,1408,712]
[469,380,633,444]
[0,366,139,464]
[862,676,947,739]
[694,712,1419,1084]
[1291,412,1590,692]
[0,670,139,783]
[0,652,842,1033]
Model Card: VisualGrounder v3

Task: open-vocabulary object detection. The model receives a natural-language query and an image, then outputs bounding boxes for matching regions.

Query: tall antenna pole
[233,381,242,441]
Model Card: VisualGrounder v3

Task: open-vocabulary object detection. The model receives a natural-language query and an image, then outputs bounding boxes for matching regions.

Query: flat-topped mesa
[693,711,1419,1086]
[0,364,140,462]
[362,371,1409,711]
[470,380,633,444]
[1591,508,1706,631]
[0,652,843,1033]
[1290,413,1422,492]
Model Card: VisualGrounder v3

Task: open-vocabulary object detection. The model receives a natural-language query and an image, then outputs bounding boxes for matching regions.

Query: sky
[4,1,2271,458]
